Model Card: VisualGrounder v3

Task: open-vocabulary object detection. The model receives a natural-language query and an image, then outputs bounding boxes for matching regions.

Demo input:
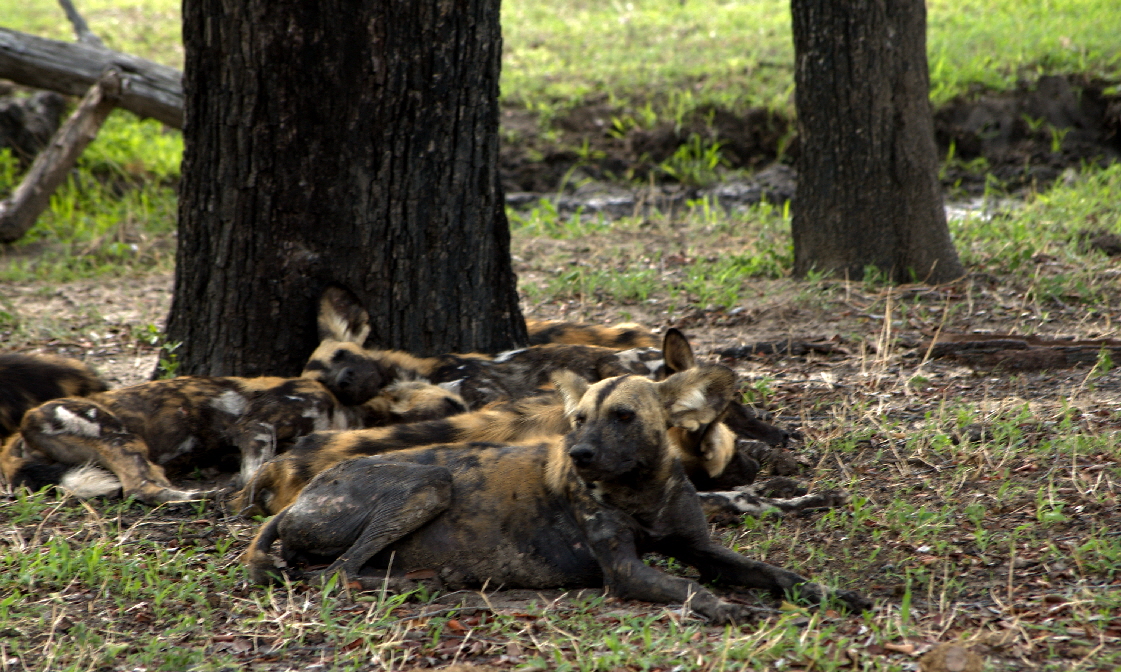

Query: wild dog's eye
[614,409,635,423]
[573,413,586,427]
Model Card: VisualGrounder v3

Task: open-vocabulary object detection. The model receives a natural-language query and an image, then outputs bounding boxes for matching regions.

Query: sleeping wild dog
[525,319,658,349]
[305,286,686,409]
[0,330,465,505]
[0,353,108,443]
[244,365,871,623]
[303,286,787,440]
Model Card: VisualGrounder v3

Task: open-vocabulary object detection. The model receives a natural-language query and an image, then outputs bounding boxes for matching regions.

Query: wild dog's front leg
[19,400,209,503]
[253,459,453,584]
[679,542,871,614]
[581,509,752,625]
[229,419,277,489]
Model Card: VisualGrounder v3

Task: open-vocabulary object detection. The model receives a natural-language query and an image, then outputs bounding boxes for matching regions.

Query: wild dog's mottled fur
[0,353,107,442]
[244,368,870,624]
[302,287,671,409]
[232,331,757,516]
[1,376,356,504]
[1,326,466,504]
[525,319,658,349]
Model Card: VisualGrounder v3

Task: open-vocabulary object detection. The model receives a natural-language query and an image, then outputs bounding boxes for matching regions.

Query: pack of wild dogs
[0,286,870,623]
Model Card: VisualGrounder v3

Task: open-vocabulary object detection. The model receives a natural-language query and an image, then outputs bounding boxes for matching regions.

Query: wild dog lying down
[245,367,871,624]
[0,372,465,505]
[305,285,787,441]
[233,382,755,516]
[525,319,658,349]
[303,286,676,410]
[0,353,108,442]
[233,330,765,516]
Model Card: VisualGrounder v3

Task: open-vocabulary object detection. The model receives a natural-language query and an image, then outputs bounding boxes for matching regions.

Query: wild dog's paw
[702,601,758,626]
[792,582,872,614]
[246,554,292,585]
[831,589,873,614]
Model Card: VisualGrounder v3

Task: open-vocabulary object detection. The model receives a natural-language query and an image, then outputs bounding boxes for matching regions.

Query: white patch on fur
[701,423,736,477]
[211,390,247,416]
[493,348,527,363]
[615,349,664,380]
[157,436,198,464]
[328,409,352,430]
[301,406,320,418]
[50,407,101,437]
[669,388,708,430]
[438,379,464,396]
[59,464,120,498]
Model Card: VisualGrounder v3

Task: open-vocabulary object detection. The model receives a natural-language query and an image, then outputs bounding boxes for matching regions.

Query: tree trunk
[790,0,963,284]
[167,0,526,378]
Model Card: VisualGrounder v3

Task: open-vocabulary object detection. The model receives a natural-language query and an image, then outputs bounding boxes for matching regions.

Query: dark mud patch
[499,74,1121,210]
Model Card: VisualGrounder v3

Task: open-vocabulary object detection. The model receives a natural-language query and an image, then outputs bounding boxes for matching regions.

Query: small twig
[58,0,106,48]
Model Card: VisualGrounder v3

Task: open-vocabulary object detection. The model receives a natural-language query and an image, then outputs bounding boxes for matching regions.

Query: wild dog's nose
[568,444,596,467]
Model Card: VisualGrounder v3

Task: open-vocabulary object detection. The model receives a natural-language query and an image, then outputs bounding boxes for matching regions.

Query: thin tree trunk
[167,0,525,378]
[790,0,963,284]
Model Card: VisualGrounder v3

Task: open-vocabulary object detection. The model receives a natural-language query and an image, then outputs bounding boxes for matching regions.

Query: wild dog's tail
[59,463,121,498]
[243,508,288,584]
[2,437,121,499]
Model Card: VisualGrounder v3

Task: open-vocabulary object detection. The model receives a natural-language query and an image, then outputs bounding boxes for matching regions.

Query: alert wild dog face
[244,363,872,624]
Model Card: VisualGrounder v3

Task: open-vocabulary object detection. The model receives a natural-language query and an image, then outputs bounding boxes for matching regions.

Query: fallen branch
[926,333,1121,371]
[0,70,120,243]
[0,27,182,128]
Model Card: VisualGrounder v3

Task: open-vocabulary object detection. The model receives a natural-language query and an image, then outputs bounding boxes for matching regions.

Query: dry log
[0,70,120,243]
[717,337,844,359]
[0,27,182,128]
[927,333,1121,371]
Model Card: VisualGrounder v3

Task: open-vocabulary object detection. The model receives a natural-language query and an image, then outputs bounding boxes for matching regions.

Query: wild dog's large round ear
[550,370,591,416]
[657,365,736,431]
[318,284,371,345]
[662,328,696,374]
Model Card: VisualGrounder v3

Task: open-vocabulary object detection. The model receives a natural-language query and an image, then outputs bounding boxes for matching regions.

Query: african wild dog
[303,286,677,410]
[232,380,757,517]
[232,329,764,516]
[244,366,871,624]
[0,335,465,505]
[0,353,107,443]
[525,319,658,349]
[303,286,787,440]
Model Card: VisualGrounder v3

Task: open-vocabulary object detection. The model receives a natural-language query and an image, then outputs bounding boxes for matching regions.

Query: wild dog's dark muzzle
[568,443,596,468]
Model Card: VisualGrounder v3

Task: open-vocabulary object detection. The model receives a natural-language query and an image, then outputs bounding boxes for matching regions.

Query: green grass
[0,111,180,281]
[2,0,1120,284]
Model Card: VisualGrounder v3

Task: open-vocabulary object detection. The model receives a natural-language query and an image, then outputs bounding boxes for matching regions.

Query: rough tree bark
[167,0,526,377]
[790,0,964,283]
